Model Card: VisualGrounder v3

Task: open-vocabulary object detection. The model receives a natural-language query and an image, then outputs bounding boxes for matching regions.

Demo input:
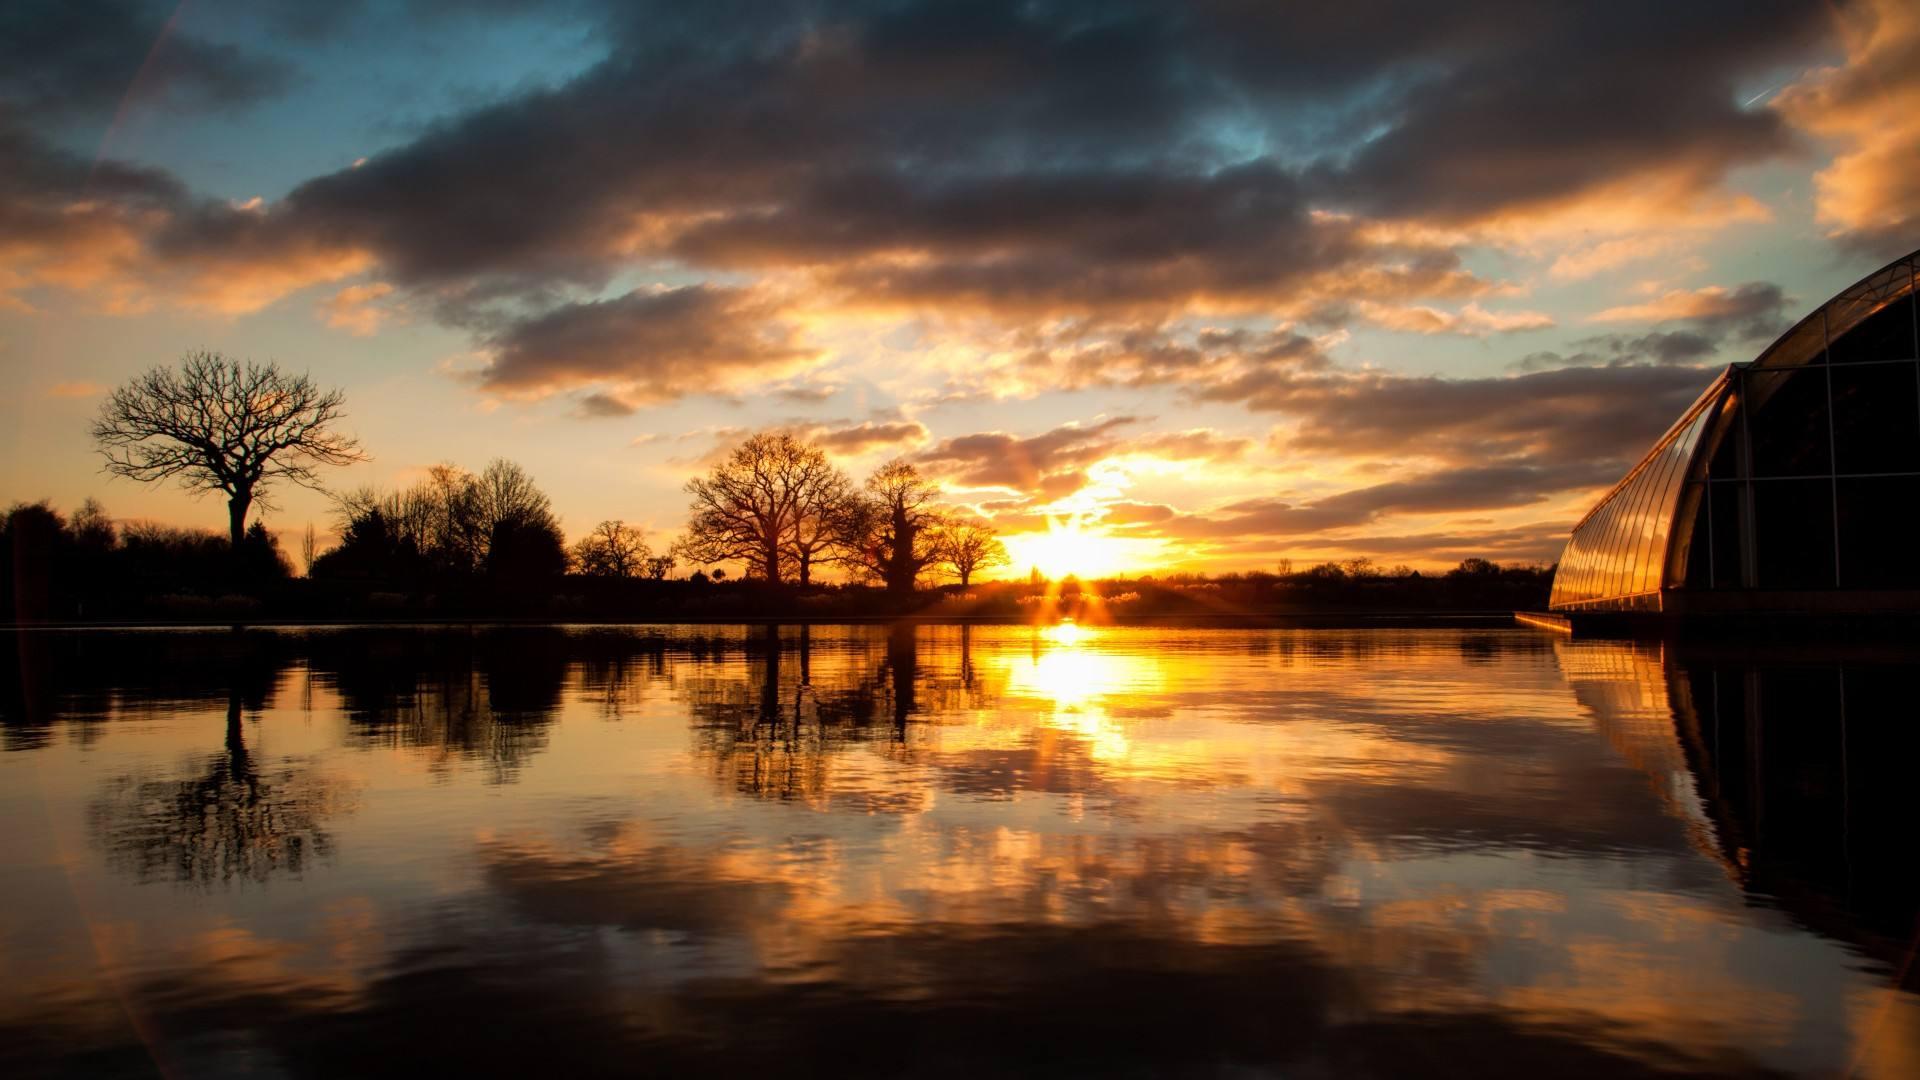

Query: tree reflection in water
[84,636,351,888]
[312,627,569,783]
[6,627,1920,1077]
[90,690,348,887]
[684,624,1002,804]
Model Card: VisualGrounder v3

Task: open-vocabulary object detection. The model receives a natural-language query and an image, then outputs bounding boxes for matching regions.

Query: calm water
[2,624,1916,1078]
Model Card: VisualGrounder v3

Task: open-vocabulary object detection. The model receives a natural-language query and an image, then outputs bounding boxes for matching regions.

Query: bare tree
[571,520,651,577]
[643,554,676,580]
[677,433,852,584]
[328,458,560,575]
[934,520,1008,587]
[473,458,554,535]
[92,352,367,551]
[301,522,318,576]
[787,457,855,586]
[849,460,945,594]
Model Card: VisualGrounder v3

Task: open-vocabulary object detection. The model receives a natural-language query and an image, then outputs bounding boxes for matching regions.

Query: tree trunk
[959,568,971,588]
[798,553,812,587]
[763,540,783,585]
[886,513,917,594]
[227,491,252,550]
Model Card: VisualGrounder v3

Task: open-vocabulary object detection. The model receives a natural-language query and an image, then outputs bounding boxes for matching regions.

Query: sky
[3,0,1918,578]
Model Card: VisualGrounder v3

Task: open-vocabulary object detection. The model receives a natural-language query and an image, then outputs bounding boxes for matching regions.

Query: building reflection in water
[1670,647,1920,991]
[1,624,1917,1076]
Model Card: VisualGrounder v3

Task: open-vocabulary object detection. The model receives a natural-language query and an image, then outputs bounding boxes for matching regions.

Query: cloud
[1129,429,1255,462]
[47,380,104,398]
[663,417,931,469]
[0,122,373,314]
[479,285,817,403]
[1,0,288,124]
[1306,4,1825,227]
[1548,236,1687,281]
[1203,363,1716,472]
[319,282,395,335]
[1777,0,1920,253]
[92,0,1835,338]
[915,417,1142,496]
[1352,301,1555,336]
[772,383,839,404]
[1099,501,1177,528]
[1587,282,1789,339]
[1165,462,1621,541]
[809,420,931,455]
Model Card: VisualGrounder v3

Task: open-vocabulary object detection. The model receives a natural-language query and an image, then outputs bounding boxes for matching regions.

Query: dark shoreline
[1,610,1530,631]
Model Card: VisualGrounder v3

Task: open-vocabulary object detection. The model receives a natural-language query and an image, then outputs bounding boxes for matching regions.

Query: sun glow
[1002,516,1137,579]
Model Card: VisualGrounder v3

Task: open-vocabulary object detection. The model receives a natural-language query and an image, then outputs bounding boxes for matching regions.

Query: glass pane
[1757,316,1827,368]
[1587,497,1619,598]
[1707,481,1745,589]
[1828,294,1917,364]
[1746,369,1831,477]
[1708,400,1743,478]
[1606,474,1647,597]
[1836,477,1920,588]
[1830,360,1920,474]
[1752,478,1835,589]
[1635,440,1686,592]
[1681,484,1712,589]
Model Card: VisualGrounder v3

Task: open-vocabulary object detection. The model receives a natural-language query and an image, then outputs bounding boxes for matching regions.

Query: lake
[2,624,1916,1077]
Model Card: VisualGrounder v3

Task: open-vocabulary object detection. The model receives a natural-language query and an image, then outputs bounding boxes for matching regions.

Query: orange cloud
[1355,301,1554,336]
[1587,284,1784,325]
[1777,0,1920,247]
[320,281,397,335]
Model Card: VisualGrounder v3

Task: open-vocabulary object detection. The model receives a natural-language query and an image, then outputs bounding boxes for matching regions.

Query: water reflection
[313,628,569,783]
[90,687,352,888]
[0,625,1915,1076]
[1669,650,1920,991]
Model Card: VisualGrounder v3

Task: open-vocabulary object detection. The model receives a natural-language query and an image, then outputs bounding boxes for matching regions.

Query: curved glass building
[1549,250,1920,615]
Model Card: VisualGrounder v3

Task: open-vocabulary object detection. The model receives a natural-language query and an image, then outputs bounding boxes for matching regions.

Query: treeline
[2,499,293,620]
[17,353,1555,622]
[676,434,1005,589]
[3,493,1550,621]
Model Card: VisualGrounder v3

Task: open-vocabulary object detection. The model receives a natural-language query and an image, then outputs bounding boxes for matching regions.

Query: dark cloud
[1515,281,1792,371]
[480,285,815,401]
[1014,322,1334,393]
[810,420,931,455]
[1099,501,1177,527]
[1156,462,1621,542]
[1304,3,1826,222]
[1205,363,1715,469]
[1,0,288,124]
[915,416,1141,495]
[113,0,1835,328]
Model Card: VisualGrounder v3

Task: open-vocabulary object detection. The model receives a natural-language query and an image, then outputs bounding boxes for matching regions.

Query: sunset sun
[1002,517,1136,580]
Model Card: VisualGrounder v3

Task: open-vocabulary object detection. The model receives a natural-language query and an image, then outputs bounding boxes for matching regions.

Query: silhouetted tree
[91,352,367,553]
[571,520,651,577]
[325,458,561,579]
[487,517,568,583]
[848,460,945,594]
[934,519,1007,586]
[311,505,426,580]
[4,502,65,620]
[300,522,318,576]
[787,461,856,586]
[678,433,852,584]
